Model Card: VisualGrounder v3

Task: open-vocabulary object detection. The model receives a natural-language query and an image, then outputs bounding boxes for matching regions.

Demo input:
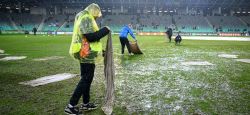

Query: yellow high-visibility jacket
[69,10,102,63]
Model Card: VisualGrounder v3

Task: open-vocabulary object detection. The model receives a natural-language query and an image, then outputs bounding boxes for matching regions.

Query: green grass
[0,34,250,115]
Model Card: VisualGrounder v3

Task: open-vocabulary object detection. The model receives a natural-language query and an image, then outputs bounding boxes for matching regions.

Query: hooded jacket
[69,3,110,63]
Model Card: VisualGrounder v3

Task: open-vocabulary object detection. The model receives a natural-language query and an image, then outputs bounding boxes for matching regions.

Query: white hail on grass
[0,56,27,61]
[0,49,4,53]
[218,54,238,59]
[235,59,250,63]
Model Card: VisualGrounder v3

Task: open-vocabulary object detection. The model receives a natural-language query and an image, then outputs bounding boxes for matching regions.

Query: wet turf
[0,35,249,114]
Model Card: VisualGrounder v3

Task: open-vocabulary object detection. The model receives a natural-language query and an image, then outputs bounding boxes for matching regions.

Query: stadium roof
[1,0,250,9]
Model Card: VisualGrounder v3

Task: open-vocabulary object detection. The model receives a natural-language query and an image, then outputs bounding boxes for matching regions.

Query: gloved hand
[102,50,106,57]
[104,26,111,31]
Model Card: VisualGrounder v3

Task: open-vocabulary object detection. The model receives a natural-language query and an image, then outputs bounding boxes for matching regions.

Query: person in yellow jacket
[65,3,110,114]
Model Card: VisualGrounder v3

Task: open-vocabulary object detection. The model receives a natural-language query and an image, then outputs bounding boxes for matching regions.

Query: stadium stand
[103,14,173,33]
[0,0,249,36]
[1,13,250,34]
[138,15,172,32]
[103,15,137,33]
[57,15,74,32]
[174,15,214,33]
[10,13,42,32]
[0,13,15,31]
[41,15,66,32]
[240,16,250,31]
[207,16,247,33]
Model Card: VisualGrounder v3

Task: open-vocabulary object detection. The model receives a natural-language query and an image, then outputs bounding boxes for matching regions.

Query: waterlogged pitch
[0,35,249,114]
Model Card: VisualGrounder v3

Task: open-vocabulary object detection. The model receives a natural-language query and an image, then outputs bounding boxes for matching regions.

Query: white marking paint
[235,59,250,64]
[33,56,64,61]
[0,56,27,61]
[0,54,9,56]
[181,61,214,66]
[0,49,4,53]
[19,73,77,87]
[218,54,238,59]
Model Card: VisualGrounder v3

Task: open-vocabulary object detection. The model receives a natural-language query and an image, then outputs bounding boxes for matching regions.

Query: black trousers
[168,35,172,42]
[119,37,131,54]
[69,63,95,106]
[175,38,182,44]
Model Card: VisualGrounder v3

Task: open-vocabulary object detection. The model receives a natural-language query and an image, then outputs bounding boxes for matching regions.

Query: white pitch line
[235,59,250,64]
[0,56,27,61]
[218,54,238,59]
[0,54,9,56]
[19,73,77,87]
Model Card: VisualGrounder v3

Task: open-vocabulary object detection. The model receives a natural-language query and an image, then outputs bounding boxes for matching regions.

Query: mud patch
[218,54,238,59]
[0,56,27,61]
[235,59,250,64]
[19,73,77,87]
[181,61,214,66]
[33,56,64,61]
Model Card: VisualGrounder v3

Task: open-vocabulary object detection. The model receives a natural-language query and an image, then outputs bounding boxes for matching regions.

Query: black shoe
[64,105,81,115]
[80,103,98,111]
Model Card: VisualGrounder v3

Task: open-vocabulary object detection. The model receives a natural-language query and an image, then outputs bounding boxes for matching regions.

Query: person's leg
[69,63,90,106]
[124,38,132,54]
[66,63,89,114]
[79,63,97,111]
[169,35,172,42]
[120,37,125,54]
[81,63,95,104]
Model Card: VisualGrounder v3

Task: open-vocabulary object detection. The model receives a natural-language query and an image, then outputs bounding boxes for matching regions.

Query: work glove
[104,26,111,31]
[102,50,106,57]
